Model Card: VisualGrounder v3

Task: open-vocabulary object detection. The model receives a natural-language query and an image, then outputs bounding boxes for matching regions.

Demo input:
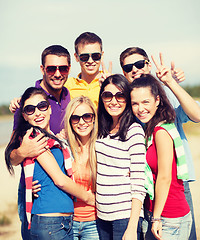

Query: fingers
[32,180,41,198]
[9,97,21,113]
[171,61,175,71]
[108,61,112,73]
[151,55,160,70]
[159,52,164,66]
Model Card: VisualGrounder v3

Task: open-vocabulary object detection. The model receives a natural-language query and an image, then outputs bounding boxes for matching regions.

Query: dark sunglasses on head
[23,101,49,115]
[78,52,102,62]
[122,60,149,73]
[101,91,126,103]
[45,65,70,75]
[70,113,94,124]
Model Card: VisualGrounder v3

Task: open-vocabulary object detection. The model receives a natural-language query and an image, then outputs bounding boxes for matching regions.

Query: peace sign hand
[98,60,112,87]
[151,53,174,86]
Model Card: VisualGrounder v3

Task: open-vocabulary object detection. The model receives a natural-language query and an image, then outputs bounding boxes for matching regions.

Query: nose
[138,103,144,112]
[87,55,93,63]
[34,107,41,116]
[110,95,118,104]
[79,117,85,124]
[54,68,62,77]
[131,65,138,73]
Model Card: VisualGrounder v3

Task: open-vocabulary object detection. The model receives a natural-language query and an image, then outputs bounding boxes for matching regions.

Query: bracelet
[151,217,161,223]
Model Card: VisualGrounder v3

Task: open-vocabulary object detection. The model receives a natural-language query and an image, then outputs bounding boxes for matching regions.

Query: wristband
[151,217,161,223]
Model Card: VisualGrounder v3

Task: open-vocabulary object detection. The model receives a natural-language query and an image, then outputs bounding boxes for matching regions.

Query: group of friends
[5,32,200,240]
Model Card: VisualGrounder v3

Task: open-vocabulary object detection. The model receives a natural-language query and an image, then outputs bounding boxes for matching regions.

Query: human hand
[32,180,41,198]
[171,61,185,83]
[20,128,48,159]
[56,129,66,140]
[86,191,96,206]
[9,97,21,113]
[122,228,137,240]
[151,53,174,85]
[98,61,112,87]
[151,221,162,240]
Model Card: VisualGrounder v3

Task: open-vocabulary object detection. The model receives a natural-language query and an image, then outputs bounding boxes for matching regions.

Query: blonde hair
[64,96,98,192]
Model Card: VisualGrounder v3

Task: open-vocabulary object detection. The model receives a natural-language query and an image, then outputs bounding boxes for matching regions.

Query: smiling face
[75,43,103,80]
[22,94,51,131]
[102,83,126,122]
[123,53,152,82]
[71,103,95,142]
[40,54,70,93]
[131,87,160,123]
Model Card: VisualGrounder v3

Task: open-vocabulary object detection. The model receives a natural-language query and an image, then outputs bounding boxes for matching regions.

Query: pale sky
[0,0,200,104]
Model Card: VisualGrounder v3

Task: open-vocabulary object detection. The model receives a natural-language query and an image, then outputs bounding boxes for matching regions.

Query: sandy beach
[0,133,200,239]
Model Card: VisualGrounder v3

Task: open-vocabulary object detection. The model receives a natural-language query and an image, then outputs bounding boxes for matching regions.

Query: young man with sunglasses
[9,45,71,240]
[65,32,110,108]
[120,47,200,240]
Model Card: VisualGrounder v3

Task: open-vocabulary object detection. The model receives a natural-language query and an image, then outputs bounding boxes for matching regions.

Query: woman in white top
[96,74,146,240]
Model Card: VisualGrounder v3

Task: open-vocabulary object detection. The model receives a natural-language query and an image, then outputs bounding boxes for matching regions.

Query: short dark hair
[41,45,71,66]
[98,74,135,141]
[120,47,149,67]
[75,32,102,54]
[129,74,175,141]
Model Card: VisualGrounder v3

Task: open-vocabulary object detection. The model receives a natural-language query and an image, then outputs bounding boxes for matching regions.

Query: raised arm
[152,53,200,122]
[36,148,95,206]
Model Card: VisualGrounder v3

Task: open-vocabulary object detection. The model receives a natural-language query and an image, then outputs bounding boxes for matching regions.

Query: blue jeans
[97,218,129,240]
[30,215,73,240]
[142,210,192,240]
[184,181,197,240]
[73,220,99,239]
[18,182,31,240]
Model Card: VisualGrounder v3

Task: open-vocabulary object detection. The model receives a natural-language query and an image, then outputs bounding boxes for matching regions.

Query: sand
[0,134,200,239]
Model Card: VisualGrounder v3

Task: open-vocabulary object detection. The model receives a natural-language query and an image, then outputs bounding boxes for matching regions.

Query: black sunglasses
[78,52,102,62]
[101,91,126,103]
[122,60,149,73]
[23,101,49,115]
[45,65,70,75]
[70,113,94,124]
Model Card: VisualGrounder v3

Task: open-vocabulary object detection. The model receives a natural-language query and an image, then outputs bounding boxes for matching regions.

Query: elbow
[53,176,66,189]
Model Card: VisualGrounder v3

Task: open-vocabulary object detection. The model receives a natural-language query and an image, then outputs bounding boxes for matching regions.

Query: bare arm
[36,149,95,206]
[10,128,48,166]
[122,198,143,240]
[151,129,173,240]
[152,53,200,122]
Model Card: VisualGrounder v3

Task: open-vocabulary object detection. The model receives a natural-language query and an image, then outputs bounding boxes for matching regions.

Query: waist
[37,212,73,217]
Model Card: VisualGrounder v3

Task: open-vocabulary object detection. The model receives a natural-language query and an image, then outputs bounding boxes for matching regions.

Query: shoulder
[64,77,77,88]
[128,122,144,135]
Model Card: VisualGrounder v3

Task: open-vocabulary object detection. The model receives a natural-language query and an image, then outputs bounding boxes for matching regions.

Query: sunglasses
[70,113,94,124]
[45,65,70,75]
[78,52,102,62]
[101,91,126,103]
[122,60,149,73]
[23,101,49,115]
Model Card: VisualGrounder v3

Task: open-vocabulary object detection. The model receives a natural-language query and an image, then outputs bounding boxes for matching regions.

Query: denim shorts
[30,214,73,240]
[73,220,99,240]
[142,209,192,240]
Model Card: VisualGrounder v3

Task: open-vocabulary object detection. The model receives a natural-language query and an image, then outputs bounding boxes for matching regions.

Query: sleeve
[128,123,146,203]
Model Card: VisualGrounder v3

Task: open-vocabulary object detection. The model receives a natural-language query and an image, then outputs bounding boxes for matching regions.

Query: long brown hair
[130,74,176,142]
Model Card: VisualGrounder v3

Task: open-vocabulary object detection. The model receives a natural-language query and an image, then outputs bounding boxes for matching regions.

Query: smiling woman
[64,96,99,240]
[4,87,95,240]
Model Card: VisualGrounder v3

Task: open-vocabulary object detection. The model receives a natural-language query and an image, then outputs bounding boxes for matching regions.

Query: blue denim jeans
[30,215,73,240]
[97,218,129,240]
[184,181,197,240]
[73,220,99,239]
[142,210,192,240]
[18,182,31,240]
